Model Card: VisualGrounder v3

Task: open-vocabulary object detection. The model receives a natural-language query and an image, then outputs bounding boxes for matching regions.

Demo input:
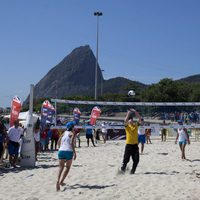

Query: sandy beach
[0,138,200,200]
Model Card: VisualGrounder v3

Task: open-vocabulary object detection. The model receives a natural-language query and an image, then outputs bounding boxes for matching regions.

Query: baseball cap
[66,121,75,130]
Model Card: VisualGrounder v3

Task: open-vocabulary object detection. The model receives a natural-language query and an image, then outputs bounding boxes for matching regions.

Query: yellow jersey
[125,123,138,144]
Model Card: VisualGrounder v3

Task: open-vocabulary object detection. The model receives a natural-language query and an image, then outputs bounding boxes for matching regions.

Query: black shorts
[86,134,93,139]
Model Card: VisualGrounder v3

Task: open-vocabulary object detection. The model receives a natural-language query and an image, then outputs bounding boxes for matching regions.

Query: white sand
[0,138,200,200]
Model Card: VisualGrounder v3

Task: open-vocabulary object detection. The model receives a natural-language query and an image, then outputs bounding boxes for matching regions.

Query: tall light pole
[101,69,104,96]
[94,11,103,100]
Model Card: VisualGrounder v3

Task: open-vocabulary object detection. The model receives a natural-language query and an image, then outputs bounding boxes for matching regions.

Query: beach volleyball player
[56,121,77,191]
[121,108,142,174]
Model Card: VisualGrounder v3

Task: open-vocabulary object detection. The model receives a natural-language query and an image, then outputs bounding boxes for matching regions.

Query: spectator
[0,121,7,164]
[40,129,47,152]
[145,125,152,144]
[7,119,24,168]
[85,122,96,147]
[101,122,107,143]
[138,118,146,154]
[161,120,167,142]
[51,129,60,150]
[34,127,40,161]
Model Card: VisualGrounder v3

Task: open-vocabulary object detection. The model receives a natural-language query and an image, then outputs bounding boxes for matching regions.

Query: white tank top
[59,131,73,151]
[178,128,187,142]
[138,126,146,135]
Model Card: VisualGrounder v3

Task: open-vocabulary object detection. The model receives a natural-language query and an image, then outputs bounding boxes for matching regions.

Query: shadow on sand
[61,183,117,192]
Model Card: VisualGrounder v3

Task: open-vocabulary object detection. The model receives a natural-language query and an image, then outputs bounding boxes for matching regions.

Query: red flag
[90,106,101,125]
[10,96,22,127]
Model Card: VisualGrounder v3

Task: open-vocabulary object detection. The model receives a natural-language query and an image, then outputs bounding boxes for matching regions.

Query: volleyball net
[51,98,200,131]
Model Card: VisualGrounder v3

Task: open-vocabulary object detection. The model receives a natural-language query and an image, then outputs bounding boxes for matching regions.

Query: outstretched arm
[124,110,132,125]
[124,108,142,124]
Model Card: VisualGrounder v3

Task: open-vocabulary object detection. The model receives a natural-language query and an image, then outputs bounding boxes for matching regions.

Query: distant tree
[141,78,191,102]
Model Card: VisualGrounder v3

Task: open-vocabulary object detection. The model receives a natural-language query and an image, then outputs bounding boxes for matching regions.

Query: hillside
[178,74,200,83]
[24,45,146,104]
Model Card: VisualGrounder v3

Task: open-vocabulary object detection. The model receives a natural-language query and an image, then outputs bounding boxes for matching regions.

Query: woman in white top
[175,120,190,160]
[56,121,76,191]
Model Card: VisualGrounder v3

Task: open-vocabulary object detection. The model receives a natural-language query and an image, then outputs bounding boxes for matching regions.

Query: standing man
[121,108,142,174]
[7,119,24,168]
[85,121,96,147]
[138,118,146,154]
[101,121,107,143]
[161,120,167,142]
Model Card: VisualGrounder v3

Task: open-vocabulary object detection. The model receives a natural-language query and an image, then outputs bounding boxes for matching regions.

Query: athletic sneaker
[120,167,126,174]
[130,169,136,174]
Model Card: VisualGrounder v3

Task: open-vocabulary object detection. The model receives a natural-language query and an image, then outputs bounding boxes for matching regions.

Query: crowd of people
[0,110,195,192]
[0,118,110,167]
[160,111,200,124]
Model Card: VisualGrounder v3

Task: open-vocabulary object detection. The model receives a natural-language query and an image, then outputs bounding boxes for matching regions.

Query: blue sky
[0,0,200,108]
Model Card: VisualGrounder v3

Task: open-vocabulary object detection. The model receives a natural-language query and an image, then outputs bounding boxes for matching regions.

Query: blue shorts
[58,150,73,160]
[8,142,19,156]
[179,140,187,145]
[138,135,146,144]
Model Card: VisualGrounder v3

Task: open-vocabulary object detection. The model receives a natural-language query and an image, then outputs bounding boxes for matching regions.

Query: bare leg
[78,139,81,147]
[179,144,186,159]
[91,138,96,147]
[0,145,5,163]
[57,160,65,191]
[87,138,89,147]
[181,144,186,159]
[13,155,18,167]
[59,160,72,186]
[9,155,14,166]
[141,143,144,154]
[102,134,106,143]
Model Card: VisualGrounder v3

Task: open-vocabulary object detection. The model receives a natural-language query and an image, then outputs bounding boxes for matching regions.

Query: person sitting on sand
[175,120,190,160]
[121,108,142,174]
[56,121,77,191]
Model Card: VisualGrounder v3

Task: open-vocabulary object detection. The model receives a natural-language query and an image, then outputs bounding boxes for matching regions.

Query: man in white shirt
[101,122,107,143]
[7,119,23,168]
[138,118,146,154]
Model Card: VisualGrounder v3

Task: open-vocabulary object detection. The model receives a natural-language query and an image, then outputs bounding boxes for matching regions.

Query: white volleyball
[128,90,135,96]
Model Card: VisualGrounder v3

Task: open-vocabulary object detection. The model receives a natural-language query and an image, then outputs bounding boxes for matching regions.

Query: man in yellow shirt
[121,108,142,174]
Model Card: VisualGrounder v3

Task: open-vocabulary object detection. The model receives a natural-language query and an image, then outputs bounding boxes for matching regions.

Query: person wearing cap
[121,108,142,174]
[56,121,77,191]
[175,120,190,160]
